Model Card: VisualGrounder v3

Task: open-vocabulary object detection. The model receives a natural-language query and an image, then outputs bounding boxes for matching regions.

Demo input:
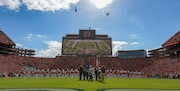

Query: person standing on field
[95,67,98,81]
[100,65,106,82]
[79,65,83,80]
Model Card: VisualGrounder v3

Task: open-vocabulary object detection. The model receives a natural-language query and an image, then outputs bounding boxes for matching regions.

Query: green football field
[0,77,179,91]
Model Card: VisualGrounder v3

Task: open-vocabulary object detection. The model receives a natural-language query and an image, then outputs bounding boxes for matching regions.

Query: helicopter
[72,7,78,12]
[105,11,110,16]
[74,7,78,12]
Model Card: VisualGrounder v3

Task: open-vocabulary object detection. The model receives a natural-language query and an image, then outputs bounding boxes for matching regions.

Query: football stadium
[0,29,180,91]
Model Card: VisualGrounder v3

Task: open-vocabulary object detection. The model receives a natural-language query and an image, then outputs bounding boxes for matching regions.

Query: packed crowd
[142,55,180,78]
[0,54,180,79]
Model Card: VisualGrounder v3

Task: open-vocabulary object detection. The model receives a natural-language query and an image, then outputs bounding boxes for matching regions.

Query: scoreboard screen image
[62,39,112,55]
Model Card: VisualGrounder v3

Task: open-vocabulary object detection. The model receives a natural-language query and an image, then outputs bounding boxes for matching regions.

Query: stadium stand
[0,30,35,56]
[149,30,180,57]
[0,29,180,79]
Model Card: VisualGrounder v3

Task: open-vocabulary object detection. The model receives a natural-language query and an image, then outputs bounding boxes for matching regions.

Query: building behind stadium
[116,49,147,58]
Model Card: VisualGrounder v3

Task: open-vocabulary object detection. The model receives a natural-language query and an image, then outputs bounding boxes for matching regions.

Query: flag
[85,58,91,69]
[85,48,89,55]
[96,57,100,67]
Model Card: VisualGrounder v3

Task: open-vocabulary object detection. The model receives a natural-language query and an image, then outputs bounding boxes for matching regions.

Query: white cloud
[0,0,21,10]
[130,42,138,45]
[22,0,79,12]
[15,43,33,50]
[91,0,113,9]
[27,34,33,39]
[16,43,23,47]
[112,41,128,56]
[26,34,47,40]
[0,0,79,12]
[36,34,47,38]
[35,41,62,57]
[130,34,137,39]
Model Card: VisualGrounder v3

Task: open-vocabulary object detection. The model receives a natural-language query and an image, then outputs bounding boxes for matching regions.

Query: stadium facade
[62,29,112,56]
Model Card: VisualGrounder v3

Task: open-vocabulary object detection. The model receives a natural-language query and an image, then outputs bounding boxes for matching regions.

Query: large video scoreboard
[62,30,112,55]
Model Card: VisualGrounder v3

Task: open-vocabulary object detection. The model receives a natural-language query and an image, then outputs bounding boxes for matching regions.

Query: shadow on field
[96,88,180,91]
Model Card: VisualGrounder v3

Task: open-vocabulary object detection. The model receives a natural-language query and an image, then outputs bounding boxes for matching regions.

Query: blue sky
[0,0,180,57]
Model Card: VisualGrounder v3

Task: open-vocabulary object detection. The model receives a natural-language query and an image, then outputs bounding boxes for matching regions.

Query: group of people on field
[79,65,106,82]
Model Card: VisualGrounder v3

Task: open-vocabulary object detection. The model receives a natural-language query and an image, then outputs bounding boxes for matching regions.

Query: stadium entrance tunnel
[96,89,180,91]
[0,88,84,91]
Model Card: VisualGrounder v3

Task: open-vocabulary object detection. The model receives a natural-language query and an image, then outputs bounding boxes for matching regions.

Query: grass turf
[0,77,179,91]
